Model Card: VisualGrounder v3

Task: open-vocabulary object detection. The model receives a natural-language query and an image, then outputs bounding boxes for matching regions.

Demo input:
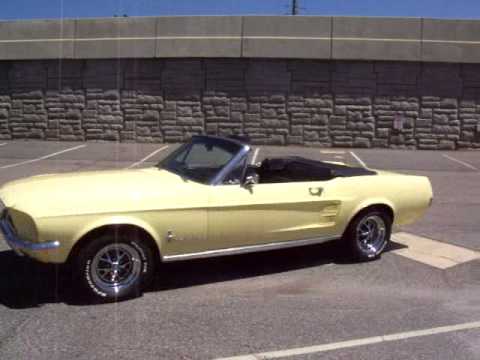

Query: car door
[207,180,342,250]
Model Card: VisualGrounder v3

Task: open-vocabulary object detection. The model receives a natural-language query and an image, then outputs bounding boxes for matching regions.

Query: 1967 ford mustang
[0,135,433,301]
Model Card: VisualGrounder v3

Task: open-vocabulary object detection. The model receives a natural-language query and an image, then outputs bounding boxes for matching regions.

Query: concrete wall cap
[0,16,478,62]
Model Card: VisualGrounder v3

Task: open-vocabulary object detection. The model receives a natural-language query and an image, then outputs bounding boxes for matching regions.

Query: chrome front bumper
[0,215,60,256]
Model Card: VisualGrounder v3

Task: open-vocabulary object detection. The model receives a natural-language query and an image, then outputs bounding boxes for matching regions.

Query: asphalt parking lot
[0,140,478,360]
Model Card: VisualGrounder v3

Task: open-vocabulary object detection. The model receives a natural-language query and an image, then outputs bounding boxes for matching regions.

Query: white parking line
[442,154,478,170]
[349,151,367,168]
[320,149,345,154]
[391,232,480,269]
[216,320,480,360]
[0,144,86,170]
[0,143,7,147]
[251,147,260,165]
[127,145,169,169]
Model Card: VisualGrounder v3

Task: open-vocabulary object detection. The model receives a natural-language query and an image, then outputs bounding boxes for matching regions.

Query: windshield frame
[158,135,251,186]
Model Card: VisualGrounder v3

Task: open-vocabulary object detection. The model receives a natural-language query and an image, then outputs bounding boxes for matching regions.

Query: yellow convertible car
[0,135,433,301]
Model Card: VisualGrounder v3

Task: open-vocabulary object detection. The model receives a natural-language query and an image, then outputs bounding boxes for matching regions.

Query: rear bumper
[0,217,60,256]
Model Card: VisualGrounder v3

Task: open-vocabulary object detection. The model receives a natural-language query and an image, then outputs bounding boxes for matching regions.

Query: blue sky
[1,0,480,20]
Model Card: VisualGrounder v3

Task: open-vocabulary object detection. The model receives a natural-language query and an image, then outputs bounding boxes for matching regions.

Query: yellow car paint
[0,165,433,264]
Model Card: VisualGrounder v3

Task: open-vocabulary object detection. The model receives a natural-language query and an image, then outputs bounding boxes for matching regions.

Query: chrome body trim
[162,235,339,262]
[0,216,60,256]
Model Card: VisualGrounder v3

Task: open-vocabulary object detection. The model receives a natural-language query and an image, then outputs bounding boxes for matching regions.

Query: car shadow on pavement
[150,240,406,293]
[0,240,404,308]
[0,250,71,309]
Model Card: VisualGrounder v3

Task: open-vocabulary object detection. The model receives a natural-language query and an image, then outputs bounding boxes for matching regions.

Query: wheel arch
[346,200,395,230]
[67,218,162,265]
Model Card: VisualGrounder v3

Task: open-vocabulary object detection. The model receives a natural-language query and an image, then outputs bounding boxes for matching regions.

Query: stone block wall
[0,59,479,149]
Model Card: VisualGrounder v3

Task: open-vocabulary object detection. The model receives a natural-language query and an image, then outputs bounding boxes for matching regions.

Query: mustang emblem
[166,231,203,242]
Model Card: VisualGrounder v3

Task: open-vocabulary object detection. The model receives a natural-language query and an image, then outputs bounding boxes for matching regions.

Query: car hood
[0,167,205,218]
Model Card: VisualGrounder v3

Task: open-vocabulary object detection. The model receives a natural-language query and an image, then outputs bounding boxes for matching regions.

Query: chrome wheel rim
[91,243,142,295]
[356,215,387,256]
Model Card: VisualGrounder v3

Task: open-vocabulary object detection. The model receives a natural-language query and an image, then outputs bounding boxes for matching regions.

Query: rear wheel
[343,209,392,261]
[76,232,155,302]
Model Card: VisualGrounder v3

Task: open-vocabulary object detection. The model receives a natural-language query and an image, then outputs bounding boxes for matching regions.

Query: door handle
[309,187,323,196]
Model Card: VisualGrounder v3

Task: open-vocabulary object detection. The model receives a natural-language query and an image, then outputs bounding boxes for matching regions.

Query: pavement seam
[0,313,37,351]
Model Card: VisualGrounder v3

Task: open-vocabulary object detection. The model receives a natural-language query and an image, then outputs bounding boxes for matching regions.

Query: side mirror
[243,173,259,188]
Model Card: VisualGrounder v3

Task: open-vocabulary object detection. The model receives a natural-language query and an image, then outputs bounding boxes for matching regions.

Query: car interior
[249,157,377,184]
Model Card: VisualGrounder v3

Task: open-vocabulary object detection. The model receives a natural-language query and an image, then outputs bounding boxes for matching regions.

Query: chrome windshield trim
[162,235,339,262]
[210,144,251,186]
[0,217,59,255]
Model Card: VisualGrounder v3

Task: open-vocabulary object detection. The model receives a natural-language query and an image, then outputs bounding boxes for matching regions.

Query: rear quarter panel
[326,171,433,235]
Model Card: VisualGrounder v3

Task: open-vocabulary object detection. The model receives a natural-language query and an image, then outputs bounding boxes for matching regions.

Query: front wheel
[76,233,155,302]
[343,209,392,261]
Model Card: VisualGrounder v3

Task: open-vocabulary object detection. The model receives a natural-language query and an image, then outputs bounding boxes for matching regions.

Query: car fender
[346,197,397,228]
[73,215,162,250]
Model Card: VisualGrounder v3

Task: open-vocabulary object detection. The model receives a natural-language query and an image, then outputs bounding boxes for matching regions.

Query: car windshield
[158,136,244,184]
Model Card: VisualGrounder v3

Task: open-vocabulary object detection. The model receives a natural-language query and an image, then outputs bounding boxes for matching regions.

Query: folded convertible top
[260,156,376,182]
